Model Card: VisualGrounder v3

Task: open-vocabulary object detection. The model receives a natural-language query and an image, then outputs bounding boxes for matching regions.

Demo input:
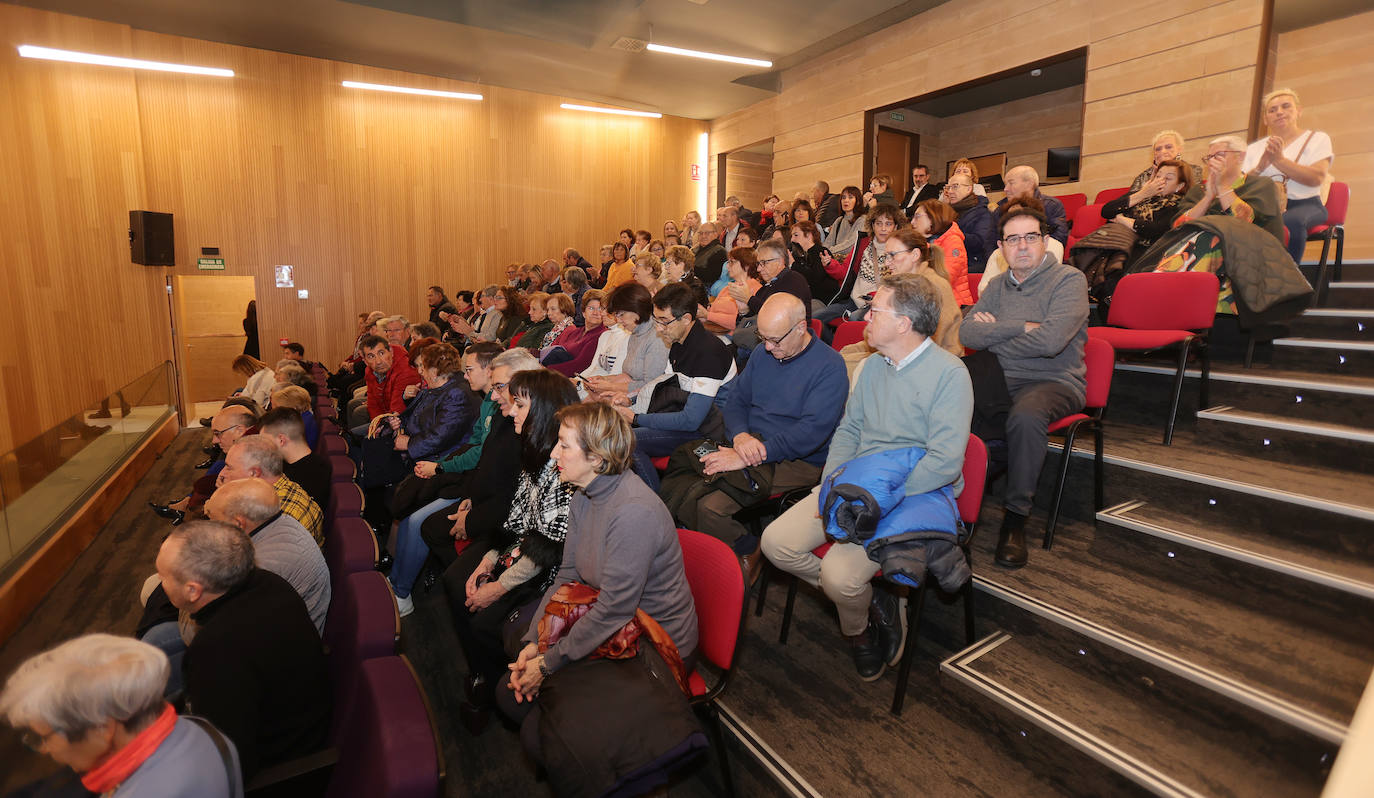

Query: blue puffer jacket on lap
[818,446,970,591]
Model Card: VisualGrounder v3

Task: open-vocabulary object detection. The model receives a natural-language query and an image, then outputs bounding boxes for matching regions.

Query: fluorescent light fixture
[645,42,771,68]
[17,45,233,77]
[560,103,661,119]
[341,80,482,101]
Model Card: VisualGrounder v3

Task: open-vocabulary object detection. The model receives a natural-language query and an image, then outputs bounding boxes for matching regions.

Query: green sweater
[826,341,973,497]
[437,395,497,474]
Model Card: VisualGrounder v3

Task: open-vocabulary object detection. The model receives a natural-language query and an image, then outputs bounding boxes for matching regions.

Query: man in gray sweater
[961,208,1088,569]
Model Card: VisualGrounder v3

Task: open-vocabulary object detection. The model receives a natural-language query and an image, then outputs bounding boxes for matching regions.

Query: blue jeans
[630,427,700,493]
[389,497,454,598]
[142,621,186,698]
[1283,196,1328,264]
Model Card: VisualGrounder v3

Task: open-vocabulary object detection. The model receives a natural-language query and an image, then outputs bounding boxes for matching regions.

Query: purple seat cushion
[329,455,356,483]
[327,657,439,798]
[324,517,376,584]
[323,572,397,743]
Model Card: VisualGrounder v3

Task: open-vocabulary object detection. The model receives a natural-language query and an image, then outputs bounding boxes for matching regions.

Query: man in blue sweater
[682,293,849,580]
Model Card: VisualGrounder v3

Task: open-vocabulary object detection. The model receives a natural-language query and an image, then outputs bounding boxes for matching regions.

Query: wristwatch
[535,654,550,678]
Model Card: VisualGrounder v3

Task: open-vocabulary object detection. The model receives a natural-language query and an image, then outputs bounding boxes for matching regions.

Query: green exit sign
[197,257,225,270]
[888,111,905,122]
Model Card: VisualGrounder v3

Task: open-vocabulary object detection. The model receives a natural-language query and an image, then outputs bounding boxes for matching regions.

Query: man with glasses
[733,238,813,350]
[663,293,848,582]
[692,222,728,285]
[995,165,1069,246]
[762,274,972,682]
[381,315,411,348]
[942,173,997,273]
[618,283,737,492]
[961,207,1088,569]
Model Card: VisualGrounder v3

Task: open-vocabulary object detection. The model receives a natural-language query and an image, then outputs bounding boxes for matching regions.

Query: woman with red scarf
[1,634,241,797]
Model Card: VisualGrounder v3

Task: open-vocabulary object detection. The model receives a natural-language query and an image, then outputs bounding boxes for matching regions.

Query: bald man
[205,479,331,635]
[994,165,1068,245]
[661,293,848,583]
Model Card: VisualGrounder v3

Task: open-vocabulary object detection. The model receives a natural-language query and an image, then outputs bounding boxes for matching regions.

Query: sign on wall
[275,265,294,287]
[197,257,225,270]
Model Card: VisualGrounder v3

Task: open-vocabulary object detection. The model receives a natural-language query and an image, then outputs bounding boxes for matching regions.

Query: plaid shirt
[275,475,324,546]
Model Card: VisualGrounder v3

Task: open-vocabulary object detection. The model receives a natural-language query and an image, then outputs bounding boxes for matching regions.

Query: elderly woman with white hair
[1129,129,1204,193]
[1,634,242,797]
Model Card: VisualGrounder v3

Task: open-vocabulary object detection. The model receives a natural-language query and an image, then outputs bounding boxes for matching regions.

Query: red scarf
[81,703,177,794]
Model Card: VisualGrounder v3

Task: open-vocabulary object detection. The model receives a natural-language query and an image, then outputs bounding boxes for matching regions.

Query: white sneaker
[396,593,414,617]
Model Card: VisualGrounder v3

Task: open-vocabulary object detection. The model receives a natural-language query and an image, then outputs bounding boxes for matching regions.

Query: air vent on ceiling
[611,36,647,53]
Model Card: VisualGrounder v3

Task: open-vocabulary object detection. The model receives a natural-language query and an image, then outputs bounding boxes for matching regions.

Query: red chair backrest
[832,320,867,350]
[1052,193,1087,224]
[1325,182,1349,226]
[809,318,823,338]
[1094,187,1130,205]
[968,276,980,305]
[1106,271,1220,332]
[509,331,525,348]
[676,528,745,672]
[1071,203,1107,237]
[958,434,988,526]
[1083,336,1116,411]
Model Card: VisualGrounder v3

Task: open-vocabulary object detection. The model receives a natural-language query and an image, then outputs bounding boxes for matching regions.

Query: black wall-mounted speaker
[129,210,175,266]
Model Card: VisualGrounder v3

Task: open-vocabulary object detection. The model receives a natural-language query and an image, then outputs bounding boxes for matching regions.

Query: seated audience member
[632,253,664,295]
[356,333,422,438]
[884,227,963,357]
[717,205,743,251]
[452,286,504,342]
[447,370,580,726]
[1076,158,1192,302]
[502,402,699,787]
[911,199,973,305]
[559,267,589,323]
[232,355,274,409]
[259,407,331,510]
[0,634,241,797]
[219,434,325,545]
[996,166,1069,246]
[762,274,973,681]
[602,242,635,293]
[269,385,318,448]
[791,199,816,227]
[155,521,330,780]
[790,220,839,312]
[726,195,756,229]
[598,243,616,277]
[369,343,476,489]
[563,247,595,278]
[204,478,331,635]
[1244,88,1334,263]
[763,200,790,238]
[534,293,575,353]
[943,172,997,274]
[756,194,780,232]
[581,283,670,402]
[961,207,1088,569]
[381,315,411,348]
[515,291,552,348]
[281,341,313,371]
[661,244,710,307]
[505,263,521,286]
[691,222,727,286]
[329,311,380,399]
[148,404,260,525]
[272,362,318,404]
[823,186,868,261]
[901,164,940,217]
[863,173,896,208]
[980,196,1066,296]
[810,181,842,228]
[427,285,457,330]
[412,342,503,483]
[492,286,528,342]
[631,229,653,259]
[1131,129,1205,193]
[662,219,680,243]
[540,260,564,294]
[816,203,897,331]
[543,290,610,376]
[452,291,477,321]
[680,210,702,244]
[663,293,847,576]
[946,157,988,197]
[706,247,763,333]
[734,237,814,350]
[622,283,738,490]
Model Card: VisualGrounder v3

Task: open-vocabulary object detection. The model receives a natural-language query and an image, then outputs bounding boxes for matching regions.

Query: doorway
[171,275,257,422]
[717,139,774,222]
[875,127,919,198]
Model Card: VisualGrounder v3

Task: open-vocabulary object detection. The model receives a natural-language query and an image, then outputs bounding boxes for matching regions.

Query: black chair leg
[753,562,770,617]
[1244,335,1256,368]
[1333,229,1345,286]
[890,579,929,716]
[1094,424,1105,511]
[1314,236,1332,307]
[1164,338,1192,446]
[705,704,736,798]
[1044,425,1078,549]
[779,575,799,645]
[1198,339,1211,409]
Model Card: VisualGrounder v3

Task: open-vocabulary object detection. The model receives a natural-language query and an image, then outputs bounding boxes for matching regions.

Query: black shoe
[194,458,214,469]
[995,511,1029,569]
[459,700,491,735]
[148,501,182,520]
[168,510,185,526]
[90,408,113,419]
[201,444,216,455]
[849,624,886,682]
[870,588,906,667]
[377,551,394,573]
[198,417,212,427]
[419,568,441,594]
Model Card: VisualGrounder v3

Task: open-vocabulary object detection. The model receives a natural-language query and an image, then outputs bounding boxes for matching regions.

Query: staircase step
[1300,262,1374,284]
[1193,406,1374,474]
[1098,499,1374,600]
[1292,309,1374,341]
[970,508,1374,735]
[1270,338,1374,375]
[944,606,1336,798]
[1325,282,1374,309]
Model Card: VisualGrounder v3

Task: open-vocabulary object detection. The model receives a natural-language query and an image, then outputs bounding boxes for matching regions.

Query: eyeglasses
[652,313,685,328]
[490,381,509,393]
[1002,233,1044,246]
[1204,150,1241,161]
[21,728,61,752]
[865,306,904,321]
[759,322,801,348]
[758,256,783,266]
[211,423,243,438]
[884,248,912,257]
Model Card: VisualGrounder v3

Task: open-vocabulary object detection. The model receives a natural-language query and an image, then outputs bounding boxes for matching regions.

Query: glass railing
[0,361,176,583]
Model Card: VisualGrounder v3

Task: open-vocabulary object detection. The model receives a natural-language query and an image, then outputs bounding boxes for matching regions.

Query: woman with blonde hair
[631,253,664,295]
[1243,88,1335,262]
[231,354,274,409]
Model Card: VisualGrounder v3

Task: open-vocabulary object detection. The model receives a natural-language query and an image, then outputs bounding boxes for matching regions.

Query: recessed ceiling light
[341,80,482,101]
[645,43,771,68]
[560,103,661,118]
[18,45,233,77]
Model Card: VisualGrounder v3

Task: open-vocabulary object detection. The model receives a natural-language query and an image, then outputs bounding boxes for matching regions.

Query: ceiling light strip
[341,80,482,101]
[17,45,233,77]
[645,43,771,68]
[560,103,661,118]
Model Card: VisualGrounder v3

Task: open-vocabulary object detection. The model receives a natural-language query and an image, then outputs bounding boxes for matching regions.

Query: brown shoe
[738,542,764,587]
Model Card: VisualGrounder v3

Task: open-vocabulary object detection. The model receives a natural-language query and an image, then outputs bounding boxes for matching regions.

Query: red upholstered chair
[809,318,823,338]
[677,528,748,796]
[831,320,867,350]
[1042,337,1116,549]
[1066,203,1107,254]
[1051,192,1087,227]
[1088,271,1219,446]
[1311,181,1350,305]
[1094,186,1130,205]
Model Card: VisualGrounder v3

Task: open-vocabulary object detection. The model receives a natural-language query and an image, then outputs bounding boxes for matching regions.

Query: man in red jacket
[351,334,421,437]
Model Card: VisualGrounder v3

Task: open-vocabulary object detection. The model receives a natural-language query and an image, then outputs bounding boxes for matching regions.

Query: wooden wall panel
[711,0,1267,218]
[1274,10,1374,260]
[925,86,1085,188]
[722,151,772,213]
[0,6,169,453]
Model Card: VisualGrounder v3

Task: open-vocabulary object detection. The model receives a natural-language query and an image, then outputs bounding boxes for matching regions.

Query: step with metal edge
[1272,337,1374,374]
[1324,282,1374,309]
[1193,405,1374,474]
[1292,308,1374,341]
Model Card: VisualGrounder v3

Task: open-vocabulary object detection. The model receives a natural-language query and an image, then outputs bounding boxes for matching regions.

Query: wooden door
[172,276,258,419]
[876,127,918,198]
